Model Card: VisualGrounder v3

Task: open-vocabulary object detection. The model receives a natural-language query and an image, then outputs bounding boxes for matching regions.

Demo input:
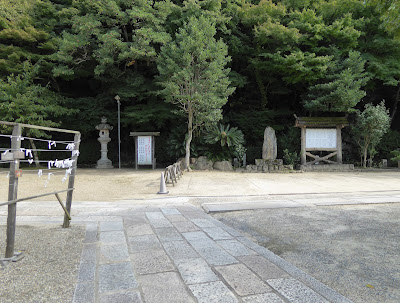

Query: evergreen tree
[157,15,235,169]
[352,101,390,167]
[304,51,369,113]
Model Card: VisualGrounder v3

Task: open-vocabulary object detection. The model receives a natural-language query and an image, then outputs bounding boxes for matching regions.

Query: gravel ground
[213,204,400,303]
[0,224,85,303]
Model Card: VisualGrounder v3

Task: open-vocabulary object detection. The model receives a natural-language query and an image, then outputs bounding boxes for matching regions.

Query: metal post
[5,124,22,258]
[301,127,306,165]
[63,133,81,228]
[115,95,121,169]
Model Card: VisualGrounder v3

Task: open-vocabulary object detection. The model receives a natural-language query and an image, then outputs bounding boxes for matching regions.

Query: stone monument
[96,117,113,169]
[262,126,277,160]
[246,126,288,172]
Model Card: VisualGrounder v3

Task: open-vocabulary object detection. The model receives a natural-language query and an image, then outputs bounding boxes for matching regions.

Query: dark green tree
[0,61,76,164]
[157,15,235,169]
[304,51,369,113]
[352,101,391,167]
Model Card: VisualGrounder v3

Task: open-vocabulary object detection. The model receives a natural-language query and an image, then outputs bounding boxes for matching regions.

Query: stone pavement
[1,200,353,303]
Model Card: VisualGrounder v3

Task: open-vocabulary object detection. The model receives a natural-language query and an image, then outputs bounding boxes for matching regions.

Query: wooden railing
[0,121,80,258]
[164,161,183,186]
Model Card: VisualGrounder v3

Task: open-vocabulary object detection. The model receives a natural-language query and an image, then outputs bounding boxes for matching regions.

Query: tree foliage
[352,101,391,167]
[157,15,234,168]
[1,0,400,166]
[0,61,76,137]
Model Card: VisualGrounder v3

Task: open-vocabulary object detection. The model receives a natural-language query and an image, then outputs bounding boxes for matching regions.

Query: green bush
[283,149,300,166]
[203,124,245,161]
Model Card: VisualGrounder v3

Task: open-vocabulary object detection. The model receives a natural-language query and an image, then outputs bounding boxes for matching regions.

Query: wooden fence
[0,121,80,258]
[164,161,183,186]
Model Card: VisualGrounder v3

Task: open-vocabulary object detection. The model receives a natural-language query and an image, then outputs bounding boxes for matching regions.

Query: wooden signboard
[130,132,160,169]
[137,136,152,165]
[295,116,348,166]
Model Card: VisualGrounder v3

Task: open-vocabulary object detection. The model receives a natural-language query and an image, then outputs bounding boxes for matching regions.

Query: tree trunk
[29,138,40,167]
[390,83,400,126]
[185,106,193,171]
[363,146,368,168]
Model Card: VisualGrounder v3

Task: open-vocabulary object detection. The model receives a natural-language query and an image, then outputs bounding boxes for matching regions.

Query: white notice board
[306,128,337,149]
[137,136,152,165]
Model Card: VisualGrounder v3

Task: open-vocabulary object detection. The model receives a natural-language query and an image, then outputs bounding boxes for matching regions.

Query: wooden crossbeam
[306,151,338,165]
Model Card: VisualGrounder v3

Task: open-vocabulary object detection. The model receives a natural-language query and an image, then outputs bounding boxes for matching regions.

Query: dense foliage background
[1,0,399,167]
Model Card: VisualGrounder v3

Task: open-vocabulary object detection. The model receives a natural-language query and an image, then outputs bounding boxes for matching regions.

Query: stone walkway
[1,200,353,303]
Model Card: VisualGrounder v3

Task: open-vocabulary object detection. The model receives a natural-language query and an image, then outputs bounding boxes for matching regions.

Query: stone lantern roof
[96,117,113,131]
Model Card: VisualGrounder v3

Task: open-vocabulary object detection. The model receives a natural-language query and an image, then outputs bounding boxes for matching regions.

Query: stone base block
[298,164,354,171]
[245,161,292,173]
[213,161,233,171]
[255,159,283,166]
[96,159,113,169]
[194,156,214,170]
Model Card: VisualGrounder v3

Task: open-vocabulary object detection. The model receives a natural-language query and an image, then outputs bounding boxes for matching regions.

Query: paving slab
[215,263,272,296]
[99,221,124,231]
[267,278,329,303]
[242,293,286,303]
[83,223,98,243]
[131,249,175,275]
[162,240,200,260]
[100,242,130,263]
[176,258,219,284]
[216,239,256,257]
[203,227,233,240]
[140,272,195,303]
[72,282,95,303]
[99,231,126,244]
[161,208,181,215]
[183,232,238,266]
[238,255,290,280]
[127,234,162,253]
[188,281,239,303]
[125,223,154,236]
[99,291,142,303]
[172,220,200,232]
[154,227,183,242]
[98,262,138,293]
[145,211,173,228]
[165,214,188,222]
[203,201,304,213]
[191,218,217,228]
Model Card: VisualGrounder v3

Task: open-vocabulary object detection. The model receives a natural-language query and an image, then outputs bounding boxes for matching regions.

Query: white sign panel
[306,128,337,149]
[137,136,152,165]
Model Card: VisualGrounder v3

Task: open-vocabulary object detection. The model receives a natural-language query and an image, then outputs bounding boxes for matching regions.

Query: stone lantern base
[96,159,113,169]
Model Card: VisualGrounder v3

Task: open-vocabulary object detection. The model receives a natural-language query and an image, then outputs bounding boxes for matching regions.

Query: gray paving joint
[66,204,353,303]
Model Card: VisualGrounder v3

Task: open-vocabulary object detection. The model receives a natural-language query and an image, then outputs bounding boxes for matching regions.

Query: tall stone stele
[96,117,113,169]
[262,126,277,160]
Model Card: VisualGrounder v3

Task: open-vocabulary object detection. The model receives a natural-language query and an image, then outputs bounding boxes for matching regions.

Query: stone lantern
[96,117,113,169]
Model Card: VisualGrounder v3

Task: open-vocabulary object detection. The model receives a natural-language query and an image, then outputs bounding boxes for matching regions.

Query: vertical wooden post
[336,125,342,164]
[134,136,138,170]
[63,133,80,228]
[300,126,306,165]
[152,135,155,169]
[5,124,22,258]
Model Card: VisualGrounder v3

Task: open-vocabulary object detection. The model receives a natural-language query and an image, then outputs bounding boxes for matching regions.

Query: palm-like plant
[205,124,245,147]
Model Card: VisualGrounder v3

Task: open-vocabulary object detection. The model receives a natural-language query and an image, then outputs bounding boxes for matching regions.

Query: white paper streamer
[48,160,55,169]
[25,149,33,158]
[48,141,56,149]
[28,159,33,164]
[66,143,75,151]
[38,169,43,177]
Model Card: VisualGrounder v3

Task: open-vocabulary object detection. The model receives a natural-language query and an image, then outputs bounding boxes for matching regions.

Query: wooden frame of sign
[130,132,160,169]
[294,116,349,166]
